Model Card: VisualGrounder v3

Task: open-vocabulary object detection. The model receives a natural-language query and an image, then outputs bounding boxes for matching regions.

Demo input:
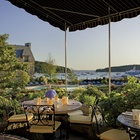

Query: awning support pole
[108,6,111,94]
[64,23,68,94]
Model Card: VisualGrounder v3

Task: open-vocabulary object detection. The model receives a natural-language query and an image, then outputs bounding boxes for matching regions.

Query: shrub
[85,85,105,97]
[0,96,21,117]
[69,87,86,100]
[99,92,126,127]
[79,94,96,105]
[53,87,66,98]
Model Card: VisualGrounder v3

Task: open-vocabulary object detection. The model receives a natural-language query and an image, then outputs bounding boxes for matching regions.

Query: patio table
[22,99,82,139]
[117,113,140,140]
[22,99,82,115]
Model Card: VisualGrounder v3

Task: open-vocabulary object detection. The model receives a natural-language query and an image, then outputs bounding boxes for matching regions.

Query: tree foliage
[44,54,57,80]
[35,61,71,73]
[99,76,140,126]
[0,34,30,92]
[67,69,78,84]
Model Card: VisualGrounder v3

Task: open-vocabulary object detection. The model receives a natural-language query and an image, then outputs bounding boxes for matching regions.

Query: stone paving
[0,121,93,140]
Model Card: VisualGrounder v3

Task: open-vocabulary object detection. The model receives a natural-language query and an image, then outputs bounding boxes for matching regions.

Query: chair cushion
[67,110,83,116]
[69,115,92,124]
[29,121,61,133]
[8,113,33,123]
[100,129,130,140]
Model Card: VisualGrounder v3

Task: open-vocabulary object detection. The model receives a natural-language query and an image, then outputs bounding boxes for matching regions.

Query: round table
[117,113,140,131]
[23,99,82,115]
[117,113,140,140]
[23,99,82,139]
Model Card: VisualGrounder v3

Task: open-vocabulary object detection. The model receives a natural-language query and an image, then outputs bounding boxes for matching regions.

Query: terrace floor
[0,118,94,140]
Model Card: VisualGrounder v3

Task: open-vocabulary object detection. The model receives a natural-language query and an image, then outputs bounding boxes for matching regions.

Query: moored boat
[125,67,140,76]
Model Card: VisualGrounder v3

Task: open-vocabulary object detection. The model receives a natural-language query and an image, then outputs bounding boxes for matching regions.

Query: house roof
[7,0,140,32]
[14,45,35,62]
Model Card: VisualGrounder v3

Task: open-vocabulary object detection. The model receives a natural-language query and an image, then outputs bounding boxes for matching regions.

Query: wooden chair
[93,103,131,140]
[24,104,62,140]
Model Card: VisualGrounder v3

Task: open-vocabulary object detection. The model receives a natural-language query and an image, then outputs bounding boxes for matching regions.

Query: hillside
[35,61,71,73]
[96,64,140,72]
[35,62,140,73]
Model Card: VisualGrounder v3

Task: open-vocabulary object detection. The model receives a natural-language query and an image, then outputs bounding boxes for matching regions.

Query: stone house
[14,43,35,76]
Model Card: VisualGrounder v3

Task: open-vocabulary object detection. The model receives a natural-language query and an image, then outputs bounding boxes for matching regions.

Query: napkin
[122,111,132,116]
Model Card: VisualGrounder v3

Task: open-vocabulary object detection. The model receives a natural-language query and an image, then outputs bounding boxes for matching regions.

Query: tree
[11,70,30,91]
[0,34,30,93]
[67,69,78,84]
[122,76,140,93]
[43,53,57,80]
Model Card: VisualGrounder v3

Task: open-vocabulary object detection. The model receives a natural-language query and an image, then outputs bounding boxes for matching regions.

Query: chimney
[25,42,31,48]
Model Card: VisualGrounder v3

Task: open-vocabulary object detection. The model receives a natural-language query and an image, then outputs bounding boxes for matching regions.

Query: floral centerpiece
[45,89,57,99]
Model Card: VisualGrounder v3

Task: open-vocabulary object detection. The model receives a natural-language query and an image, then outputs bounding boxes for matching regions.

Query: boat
[125,67,140,76]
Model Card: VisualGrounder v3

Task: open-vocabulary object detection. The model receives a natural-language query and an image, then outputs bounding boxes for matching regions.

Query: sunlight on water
[26,85,86,91]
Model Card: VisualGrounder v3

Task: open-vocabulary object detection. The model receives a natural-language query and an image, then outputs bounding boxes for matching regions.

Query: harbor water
[34,70,125,80]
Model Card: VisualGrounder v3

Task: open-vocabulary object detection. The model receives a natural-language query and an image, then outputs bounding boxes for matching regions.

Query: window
[24,56,29,62]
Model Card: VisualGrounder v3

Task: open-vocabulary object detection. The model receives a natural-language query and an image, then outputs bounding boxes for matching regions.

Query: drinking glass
[49,99,53,105]
[37,97,41,105]
[132,109,140,125]
[55,95,58,101]
[62,96,67,105]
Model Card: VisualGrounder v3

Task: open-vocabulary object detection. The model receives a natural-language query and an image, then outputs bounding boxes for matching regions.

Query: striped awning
[7,0,140,31]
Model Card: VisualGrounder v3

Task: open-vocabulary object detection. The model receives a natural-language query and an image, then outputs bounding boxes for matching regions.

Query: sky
[1,0,140,70]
